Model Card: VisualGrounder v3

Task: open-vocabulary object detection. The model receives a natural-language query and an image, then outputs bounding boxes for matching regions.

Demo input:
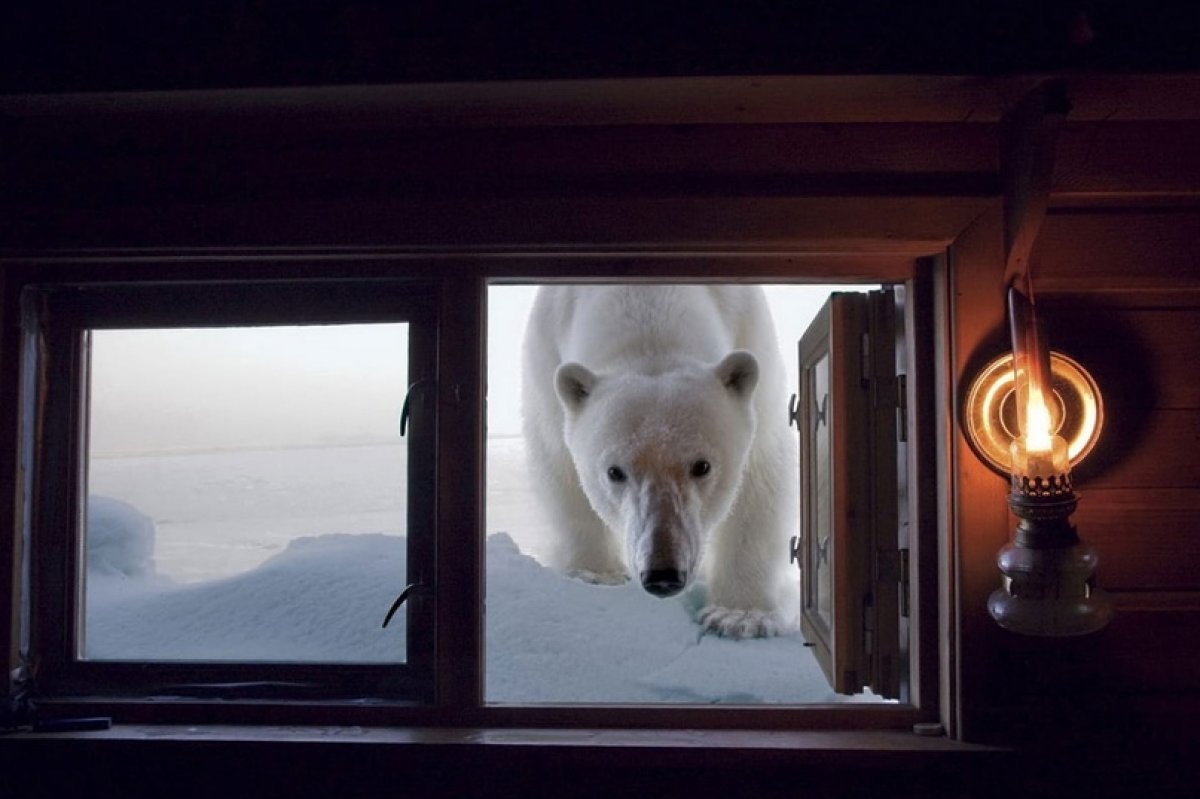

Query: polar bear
[521,285,798,638]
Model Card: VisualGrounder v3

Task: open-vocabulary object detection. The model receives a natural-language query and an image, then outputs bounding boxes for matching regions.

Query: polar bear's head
[554,351,759,598]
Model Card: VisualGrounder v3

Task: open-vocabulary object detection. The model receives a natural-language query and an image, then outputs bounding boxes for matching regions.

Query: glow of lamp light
[1024,384,1054,453]
[1011,376,1071,482]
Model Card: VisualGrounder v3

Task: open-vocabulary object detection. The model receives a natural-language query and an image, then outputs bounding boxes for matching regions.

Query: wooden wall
[950,205,1200,739]
[3,78,1200,779]
[1041,209,1200,689]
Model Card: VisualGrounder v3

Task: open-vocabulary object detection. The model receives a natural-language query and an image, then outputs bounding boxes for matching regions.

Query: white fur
[521,285,798,638]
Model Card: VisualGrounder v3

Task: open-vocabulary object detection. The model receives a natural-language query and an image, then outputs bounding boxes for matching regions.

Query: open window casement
[796,288,908,700]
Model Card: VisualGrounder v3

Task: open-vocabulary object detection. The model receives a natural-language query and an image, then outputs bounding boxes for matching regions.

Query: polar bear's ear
[715,350,759,399]
[555,362,599,413]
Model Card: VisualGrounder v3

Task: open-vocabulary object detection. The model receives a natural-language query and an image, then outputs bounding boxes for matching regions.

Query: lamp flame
[1024,384,1054,453]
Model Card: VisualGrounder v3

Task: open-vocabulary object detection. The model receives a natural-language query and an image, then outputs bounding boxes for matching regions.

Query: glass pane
[811,352,833,629]
[82,324,410,663]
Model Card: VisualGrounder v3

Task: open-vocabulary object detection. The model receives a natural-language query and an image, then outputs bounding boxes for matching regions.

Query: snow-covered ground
[85,439,886,705]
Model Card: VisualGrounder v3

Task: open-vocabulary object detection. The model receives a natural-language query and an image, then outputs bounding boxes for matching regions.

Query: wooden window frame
[18,266,440,707]
[5,252,940,731]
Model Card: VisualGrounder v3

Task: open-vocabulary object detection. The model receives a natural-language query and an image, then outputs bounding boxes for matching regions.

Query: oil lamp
[985,286,1112,636]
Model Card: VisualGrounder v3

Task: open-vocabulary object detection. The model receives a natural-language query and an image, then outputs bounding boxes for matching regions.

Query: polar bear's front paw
[568,568,630,586]
[698,605,784,639]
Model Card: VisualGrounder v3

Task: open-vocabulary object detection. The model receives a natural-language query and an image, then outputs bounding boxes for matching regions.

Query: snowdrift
[86,500,880,704]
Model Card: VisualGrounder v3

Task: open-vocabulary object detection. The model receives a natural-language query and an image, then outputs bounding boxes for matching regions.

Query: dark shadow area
[1039,296,1157,486]
[4,1,1200,93]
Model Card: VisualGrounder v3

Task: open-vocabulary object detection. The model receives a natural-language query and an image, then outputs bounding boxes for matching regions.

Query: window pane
[811,352,834,629]
[83,324,411,663]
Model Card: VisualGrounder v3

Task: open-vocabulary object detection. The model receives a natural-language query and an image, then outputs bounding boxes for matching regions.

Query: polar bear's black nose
[640,568,687,597]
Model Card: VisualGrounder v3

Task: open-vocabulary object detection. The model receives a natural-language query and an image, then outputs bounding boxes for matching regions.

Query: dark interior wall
[4,0,1200,92]
[2,73,1200,795]
[986,209,1200,709]
[946,200,1200,741]
[933,80,1200,739]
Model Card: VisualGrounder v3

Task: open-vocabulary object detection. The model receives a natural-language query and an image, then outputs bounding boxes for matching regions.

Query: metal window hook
[381,582,432,629]
[399,378,435,437]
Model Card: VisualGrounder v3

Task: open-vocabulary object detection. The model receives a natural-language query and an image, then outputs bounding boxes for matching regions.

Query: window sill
[6,723,1001,764]
[11,723,1194,798]
[1,725,1013,797]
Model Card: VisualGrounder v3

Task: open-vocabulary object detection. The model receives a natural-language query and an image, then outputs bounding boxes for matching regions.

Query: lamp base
[988,541,1114,636]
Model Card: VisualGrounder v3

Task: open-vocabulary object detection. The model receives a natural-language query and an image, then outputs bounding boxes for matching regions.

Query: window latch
[382,582,432,628]
[399,378,434,437]
[789,535,803,566]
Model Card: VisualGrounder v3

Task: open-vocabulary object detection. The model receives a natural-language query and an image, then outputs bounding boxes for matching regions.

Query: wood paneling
[1083,409,1200,489]
[0,76,1037,128]
[1,196,990,254]
[1096,601,1200,693]
[1096,308,1200,410]
[1072,489,1200,591]
[1055,122,1200,199]
[946,205,1011,741]
[3,124,998,202]
[1030,288,1200,595]
[961,201,1200,738]
[1031,211,1200,293]
[5,75,1196,128]
[978,594,1200,737]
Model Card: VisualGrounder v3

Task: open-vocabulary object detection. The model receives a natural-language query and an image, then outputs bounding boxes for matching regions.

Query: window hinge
[896,373,908,443]
[860,332,871,388]
[2,661,35,732]
[863,595,875,656]
[876,548,911,618]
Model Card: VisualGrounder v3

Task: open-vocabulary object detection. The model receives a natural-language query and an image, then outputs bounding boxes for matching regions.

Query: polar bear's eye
[690,460,711,478]
[606,466,627,483]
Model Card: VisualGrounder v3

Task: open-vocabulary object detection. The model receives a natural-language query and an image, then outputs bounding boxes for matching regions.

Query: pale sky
[88,285,866,455]
[88,324,411,455]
